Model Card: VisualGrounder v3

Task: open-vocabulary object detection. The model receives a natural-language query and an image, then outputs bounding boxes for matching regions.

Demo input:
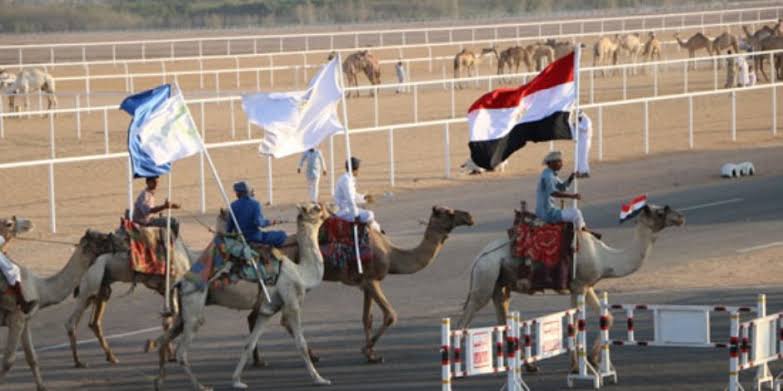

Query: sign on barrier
[465,328,494,376]
[654,308,710,346]
[536,313,565,360]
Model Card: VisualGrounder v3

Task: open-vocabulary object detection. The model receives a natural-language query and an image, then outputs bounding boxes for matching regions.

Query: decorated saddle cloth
[319,217,373,271]
[186,234,283,290]
[121,219,189,277]
[509,211,574,292]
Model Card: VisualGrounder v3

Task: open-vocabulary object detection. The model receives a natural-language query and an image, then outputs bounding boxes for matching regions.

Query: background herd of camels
[332,19,782,97]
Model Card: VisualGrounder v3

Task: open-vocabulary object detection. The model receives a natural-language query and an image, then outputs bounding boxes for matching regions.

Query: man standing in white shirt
[574,110,593,178]
[737,55,750,87]
[395,60,406,94]
[297,147,327,202]
[334,157,381,232]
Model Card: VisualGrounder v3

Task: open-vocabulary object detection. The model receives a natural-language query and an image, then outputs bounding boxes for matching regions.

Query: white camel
[5,68,57,113]
[458,203,684,367]
[0,70,16,90]
[153,204,329,391]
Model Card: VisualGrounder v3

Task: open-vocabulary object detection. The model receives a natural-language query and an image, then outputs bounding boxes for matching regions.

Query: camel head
[427,206,474,235]
[637,204,685,233]
[481,46,498,59]
[0,216,34,240]
[296,202,329,230]
[78,230,123,257]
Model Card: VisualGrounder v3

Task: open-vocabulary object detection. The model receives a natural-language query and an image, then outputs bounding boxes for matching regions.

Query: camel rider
[535,151,601,239]
[335,157,381,232]
[132,176,181,235]
[0,235,36,313]
[228,181,287,247]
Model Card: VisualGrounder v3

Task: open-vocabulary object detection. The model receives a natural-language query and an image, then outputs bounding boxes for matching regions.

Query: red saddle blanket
[122,219,168,276]
[319,217,374,271]
[510,222,574,292]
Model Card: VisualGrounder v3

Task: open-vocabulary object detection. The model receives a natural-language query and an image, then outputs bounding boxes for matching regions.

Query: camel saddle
[186,234,283,291]
[319,217,373,271]
[120,219,189,278]
[508,202,574,293]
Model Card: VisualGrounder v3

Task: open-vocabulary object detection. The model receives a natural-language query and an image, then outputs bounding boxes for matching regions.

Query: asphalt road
[3,147,783,390]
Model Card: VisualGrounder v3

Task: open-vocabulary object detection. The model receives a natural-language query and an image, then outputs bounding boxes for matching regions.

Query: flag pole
[571,46,582,280]
[175,84,272,303]
[336,53,364,275]
[163,167,173,314]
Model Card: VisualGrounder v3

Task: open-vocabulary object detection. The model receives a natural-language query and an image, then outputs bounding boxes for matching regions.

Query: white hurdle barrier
[442,298,583,391]
[593,292,776,390]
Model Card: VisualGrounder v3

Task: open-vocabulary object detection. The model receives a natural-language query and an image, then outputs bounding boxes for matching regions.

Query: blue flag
[121,84,172,178]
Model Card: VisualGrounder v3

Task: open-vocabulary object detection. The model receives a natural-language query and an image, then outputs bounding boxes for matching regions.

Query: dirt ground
[0,17,781,287]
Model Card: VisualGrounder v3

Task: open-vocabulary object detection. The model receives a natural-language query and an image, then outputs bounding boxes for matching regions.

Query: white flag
[243,57,344,158]
[138,93,202,166]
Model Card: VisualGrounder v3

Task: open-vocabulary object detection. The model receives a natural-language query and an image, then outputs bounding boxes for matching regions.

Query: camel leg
[88,293,119,364]
[1,312,24,381]
[283,306,330,385]
[248,309,268,368]
[363,280,397,364]
[21,324,46,391]
[154,316,184,391]
[585,287,609,366]
[491,285,510,326]
[281,313,320,363]
[568,291,582,372]
[231,312,274,389]
[456,281,495,330]
[65,294,93,368]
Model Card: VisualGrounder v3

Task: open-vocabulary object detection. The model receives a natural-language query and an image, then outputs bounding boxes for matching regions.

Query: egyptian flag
[619,195,648,223]
[468,51,577,170]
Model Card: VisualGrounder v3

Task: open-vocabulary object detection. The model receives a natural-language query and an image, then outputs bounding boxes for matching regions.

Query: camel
[0,216,33,246]
[526,44,555,72]
[1,230,122,391]
[0,69,16,90]
[742,20,782,48]
[642,32,662,62]
[339,50,380,98]
[712,32,740,69]
[153,204,330,391]
[593,36,619,76]
[253,206,475,365]
[453,47,497,88]
[458,203,684,369]
[545,39,575,60]
[497,46,532,77]
[674,32,713,69]
[617,33,643,74]
[5,68,57,113]
[65,226,193,368]
[752,34,783,81]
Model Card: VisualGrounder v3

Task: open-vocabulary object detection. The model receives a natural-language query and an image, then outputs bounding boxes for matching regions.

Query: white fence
[0,78,778,233]
[2,15,776,81]
[1,5,780,65]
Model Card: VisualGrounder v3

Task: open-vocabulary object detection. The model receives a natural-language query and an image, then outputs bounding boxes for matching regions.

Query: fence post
[728,312,741,391]
[773,83,778,136]
[622,66,627,100]
[266,155,274,205]
[279,38,284,52]
[414,85,419,123]
[230,100,236,139]
[302,53,308,81]
[85,65,91,108]
[598,106,603,161]
[199,102,206,214]
[235,58,240,88]
[48,113,56,233]
[428,46,433,73]
[654,62,659,96]
[374,88,379,127]
[170,42,175,59]
[75,95,81,140]
[689,95,694,149]
[450,80,456,118]
[444,123,451,178]
[82,46,86,62]
[388,128,395,187]
[256,69,261,91]
[124,62,130,91]
[215,72,221,95]
[590,69,594,103]
[644,101,650,154]
[684,61,689,93]
[731,91,737,141]
[441,317,452,391]
[713,57,718,90]
[227,40,231,56]
[269,57,275,88]
[161,61,167,84]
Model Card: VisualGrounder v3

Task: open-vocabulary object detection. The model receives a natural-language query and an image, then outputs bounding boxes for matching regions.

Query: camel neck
[387,223,447,275]
[38,247,94,308]
[296,223,324,290]
[599,222,655,279]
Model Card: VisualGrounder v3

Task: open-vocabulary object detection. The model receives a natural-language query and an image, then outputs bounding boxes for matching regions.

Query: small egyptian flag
[619,195,648,223]
[467,51,577,170]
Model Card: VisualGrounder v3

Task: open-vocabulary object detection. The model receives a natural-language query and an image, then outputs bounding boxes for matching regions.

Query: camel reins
[13,236,79,247]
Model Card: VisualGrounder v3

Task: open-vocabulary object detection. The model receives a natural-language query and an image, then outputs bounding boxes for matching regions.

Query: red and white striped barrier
[441,312,525,391]
[594,293,776,391]
[441,298,584,390]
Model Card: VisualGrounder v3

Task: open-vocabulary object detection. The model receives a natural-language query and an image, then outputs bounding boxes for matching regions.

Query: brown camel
[497,46,532,76]
[642,32,662,62]
[253,206,474,364]
[453,48,496,88]
[752,34,783,81]
[1,230,121,391]
[742,20,782,48]
[593,36,619,76]
[674,32,713,69]
[340,50,381,98]
[712,32,740,69]
[526,44,555,71]
[545,39,575,60]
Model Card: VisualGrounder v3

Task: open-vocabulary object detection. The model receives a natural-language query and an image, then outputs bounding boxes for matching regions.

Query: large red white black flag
[467,51,577,170]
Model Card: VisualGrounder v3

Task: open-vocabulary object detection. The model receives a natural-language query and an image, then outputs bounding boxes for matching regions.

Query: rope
[13,237,77,246]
